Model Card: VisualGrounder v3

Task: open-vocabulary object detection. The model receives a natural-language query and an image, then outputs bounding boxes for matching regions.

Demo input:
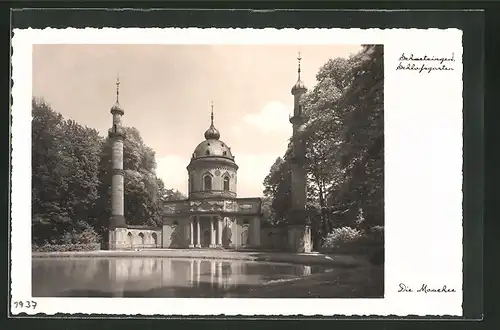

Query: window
[223,176,230,191]
[152,233,158,245]
[203,175,212,191]
[138,232,145,245]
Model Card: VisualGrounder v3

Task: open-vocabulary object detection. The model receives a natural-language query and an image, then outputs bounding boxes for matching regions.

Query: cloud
[156,155,189,195]
[235,153,281,198]
[240,101,292,134]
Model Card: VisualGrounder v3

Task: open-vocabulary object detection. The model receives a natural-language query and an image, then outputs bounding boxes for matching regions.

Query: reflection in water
[32,258,323,297]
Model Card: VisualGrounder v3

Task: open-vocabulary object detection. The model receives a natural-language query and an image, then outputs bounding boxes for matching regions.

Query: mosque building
[107,55,312,252]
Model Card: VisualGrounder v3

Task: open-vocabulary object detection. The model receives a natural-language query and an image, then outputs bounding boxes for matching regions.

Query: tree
[332,45,384,228]
[32,98,102,245]
[263,153,292,225]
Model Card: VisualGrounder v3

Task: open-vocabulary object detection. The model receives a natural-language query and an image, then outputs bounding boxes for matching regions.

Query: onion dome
[110,77,124,115]
[204,109,220,140]
[190,103,235,161]
[291,52,308,95]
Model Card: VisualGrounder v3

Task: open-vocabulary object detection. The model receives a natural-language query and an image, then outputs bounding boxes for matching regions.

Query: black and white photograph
[11,27,463,316]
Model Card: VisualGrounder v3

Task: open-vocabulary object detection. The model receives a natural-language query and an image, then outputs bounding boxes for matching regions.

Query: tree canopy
[31,98,185,245]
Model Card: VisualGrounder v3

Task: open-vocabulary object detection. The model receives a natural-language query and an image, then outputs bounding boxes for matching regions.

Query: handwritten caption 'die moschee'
[396,53,456,74]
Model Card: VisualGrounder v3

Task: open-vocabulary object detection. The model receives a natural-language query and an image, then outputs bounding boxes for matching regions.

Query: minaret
[108,77,126,231]
[289,53,308,223]
[288,53,312,252]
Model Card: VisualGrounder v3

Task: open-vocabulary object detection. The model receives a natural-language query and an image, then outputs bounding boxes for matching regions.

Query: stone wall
[109,227,162,250]
[162,216,189,248]
[260,227,288,250]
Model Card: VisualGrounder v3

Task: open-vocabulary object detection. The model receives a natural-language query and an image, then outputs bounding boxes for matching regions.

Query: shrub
[321,226,384,256]
[33,243,100,252]
[59,223,101,245]
[322,226,363,248]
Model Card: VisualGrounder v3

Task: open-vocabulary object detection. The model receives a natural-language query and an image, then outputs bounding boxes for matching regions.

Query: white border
[11,28,463,316]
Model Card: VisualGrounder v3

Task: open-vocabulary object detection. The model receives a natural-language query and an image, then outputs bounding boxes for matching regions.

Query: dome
[110,101,124,115]
[291,79,307,94]
[190,107,235,161]
[192,139,234,160]
[204,124,220,140]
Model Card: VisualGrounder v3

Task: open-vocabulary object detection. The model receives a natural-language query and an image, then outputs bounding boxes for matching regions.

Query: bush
[33,243,100,252]
[321,226,384,256]
[322,226,363,248]
[60,223,101,245]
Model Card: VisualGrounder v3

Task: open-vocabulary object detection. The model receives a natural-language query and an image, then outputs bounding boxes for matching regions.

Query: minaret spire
[211,100,214,126]
[116,74,120,103]
[297,52,302,80]
[204,100,220,140]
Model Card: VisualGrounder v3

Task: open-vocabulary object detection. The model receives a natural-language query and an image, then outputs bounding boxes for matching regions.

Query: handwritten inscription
[398,283,456,293]
[13,300,38,309]
[396,53,455,73]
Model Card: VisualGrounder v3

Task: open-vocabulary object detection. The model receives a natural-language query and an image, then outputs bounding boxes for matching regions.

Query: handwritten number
[13,300,37,309]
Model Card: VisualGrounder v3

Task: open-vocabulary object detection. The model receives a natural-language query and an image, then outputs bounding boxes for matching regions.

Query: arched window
[127,232,133,248]
[203,175,212,191]
[152,232,158,246]
[138,232,145,246]
[223,176,230,191]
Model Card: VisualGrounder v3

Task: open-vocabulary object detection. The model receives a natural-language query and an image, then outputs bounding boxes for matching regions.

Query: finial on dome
[116,74,120,103]
[211,101,214,126]
[111,74,124,114]
[204,101,220,140]
[291,52,307,95]
[297,51,302,80]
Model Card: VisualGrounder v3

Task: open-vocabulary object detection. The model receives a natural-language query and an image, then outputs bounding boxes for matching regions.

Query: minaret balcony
[289,113,309,125]
[108,126,125,139]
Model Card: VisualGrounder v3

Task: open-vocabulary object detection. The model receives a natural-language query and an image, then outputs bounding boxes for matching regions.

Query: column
[217,216,223,247]
[195,217,201,248]
[189,218,194,248]
[209,217,215,248]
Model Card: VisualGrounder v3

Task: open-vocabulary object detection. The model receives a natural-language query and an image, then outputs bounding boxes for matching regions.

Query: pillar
[189,218,194,248]
[209,217,216,248]
[217,216,223,247]
[195,217,201,248]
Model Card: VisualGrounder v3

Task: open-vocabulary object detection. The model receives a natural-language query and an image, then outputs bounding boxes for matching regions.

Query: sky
[32,44,361,197]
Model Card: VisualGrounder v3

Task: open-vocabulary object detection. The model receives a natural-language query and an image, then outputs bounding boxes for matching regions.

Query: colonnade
[188,215,223,248]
